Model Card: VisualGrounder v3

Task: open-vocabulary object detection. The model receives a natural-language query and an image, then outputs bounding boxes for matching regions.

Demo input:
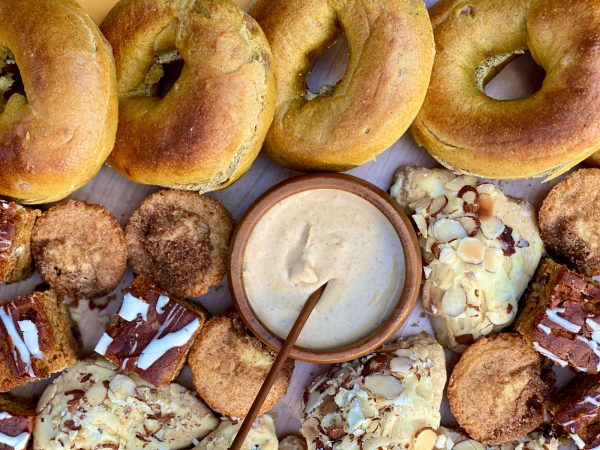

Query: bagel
[0,0,117,204]
[411,0,600,180]
[101,0,275,192]
[252,0,435,171]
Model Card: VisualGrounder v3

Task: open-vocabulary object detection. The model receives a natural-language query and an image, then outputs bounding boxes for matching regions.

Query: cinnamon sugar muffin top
[125,189,234,298]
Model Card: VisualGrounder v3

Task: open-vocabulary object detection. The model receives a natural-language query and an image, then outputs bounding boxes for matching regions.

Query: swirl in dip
[242,189,405,350]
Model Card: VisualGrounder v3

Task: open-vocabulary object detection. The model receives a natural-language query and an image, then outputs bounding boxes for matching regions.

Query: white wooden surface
[2,0,580,440]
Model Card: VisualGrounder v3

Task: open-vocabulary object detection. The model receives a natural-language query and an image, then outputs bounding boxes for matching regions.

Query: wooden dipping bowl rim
[228,173,422,364]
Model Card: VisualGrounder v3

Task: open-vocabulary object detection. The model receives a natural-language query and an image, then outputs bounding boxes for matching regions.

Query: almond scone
[390,166,543,352]
[301,333,446,450]
[434,427,560,450]
[33,358,218,449]
[193,415,278,450]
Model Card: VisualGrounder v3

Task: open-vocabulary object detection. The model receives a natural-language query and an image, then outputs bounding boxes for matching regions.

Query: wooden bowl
[228,173,422,364]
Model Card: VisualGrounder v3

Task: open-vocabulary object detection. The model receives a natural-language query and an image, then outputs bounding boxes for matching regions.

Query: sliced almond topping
[427,195,448,217]
[432,218,467,242]
[85,382,108,407]
[364,374,404,399]
[441,285,467,317]
[456,238,486,264]
[109,374,137,398]
[476,183,496,195]
[486,309,509,326]
[480,217,505,240]
[456,216,481,237]
[445,176,468,191]
[497,226,516,256]
[478,193,494,219]
[458,185,479,204]
[413,427,437,450]
[412,214,428,238]
[431,242,444,259]
[389,356,413,374]
[410,197,432,215]
[453,440,486,450]
[484,247,504,273]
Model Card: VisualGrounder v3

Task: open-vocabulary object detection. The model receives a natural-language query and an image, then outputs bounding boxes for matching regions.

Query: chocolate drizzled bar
[95,277,206,386]
[516,258,600,374]
[0,395,35,450]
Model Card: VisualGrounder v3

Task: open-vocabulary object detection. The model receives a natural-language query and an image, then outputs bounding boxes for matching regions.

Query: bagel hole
[483,51,545,100]
[140,50,184,98]
[0,50,25,111]
[306,35,349,99]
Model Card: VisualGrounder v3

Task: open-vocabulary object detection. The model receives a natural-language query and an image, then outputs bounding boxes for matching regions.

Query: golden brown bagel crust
[411,0,600,180]
[0,0,117,204]
[252,0,435,171]
[102,0,275,192]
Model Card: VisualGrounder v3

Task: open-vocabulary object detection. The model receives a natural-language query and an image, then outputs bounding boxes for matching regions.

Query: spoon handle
[229,283,328,450]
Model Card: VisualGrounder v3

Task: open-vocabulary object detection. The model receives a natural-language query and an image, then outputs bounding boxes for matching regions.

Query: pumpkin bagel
[101,0,275,191]
[252,0,435,172]
[412,0,600,180]
[0,0,117,204]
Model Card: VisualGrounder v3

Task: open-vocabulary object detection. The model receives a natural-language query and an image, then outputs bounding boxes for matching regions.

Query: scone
[193,415,278,450]
[390,166,543,352]
[125,189,234,298]
[0,289,79,392]
[279,435,307,450]
[33,358,219,449]
[448,333,553,444]
[539,169,600,277]
[301,333,446,450]
[0,200,40,284]
[552,374,600,450]
[0,394,36,450]
[31,200,127,299]
[515,258,600,373]
[434,427,560,450]
[188,314,292,417]
[95,277,206,386]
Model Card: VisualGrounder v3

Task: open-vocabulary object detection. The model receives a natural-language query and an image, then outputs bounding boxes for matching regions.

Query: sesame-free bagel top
[0,0,117,204]
[101,0,275,192]
[411,0,600,180]
[252,0,435,171]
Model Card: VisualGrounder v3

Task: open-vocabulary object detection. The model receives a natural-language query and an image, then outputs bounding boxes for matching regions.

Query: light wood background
[2,0,584,440]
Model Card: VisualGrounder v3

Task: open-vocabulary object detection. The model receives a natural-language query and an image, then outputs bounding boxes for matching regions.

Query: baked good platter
[1,0,599,448]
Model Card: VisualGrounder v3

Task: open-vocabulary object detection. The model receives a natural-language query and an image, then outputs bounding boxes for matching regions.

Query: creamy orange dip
[243,189,405,349]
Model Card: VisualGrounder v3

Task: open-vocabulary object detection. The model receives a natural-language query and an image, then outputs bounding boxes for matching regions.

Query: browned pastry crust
[31,200,127,299]
[0,290,79,392]
[125,189,234,298]
[515,258,600,374]
[539,169,600,277]
[101,0,275,191]
[552,375,600,450]
[252,0,434,171]
[410,0,600,179]
[0,200,40,284]
[98,277,207,386]
[0,0,117,204]
[188,314,293,417]
[448,333,552,444]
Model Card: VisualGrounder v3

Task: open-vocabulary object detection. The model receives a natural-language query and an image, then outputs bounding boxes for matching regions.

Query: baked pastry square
[301,333,446,450]
[552,374,600,450]
[515,258,600,374]
[95,277,206,386]
[0,394,36,450]
[0,200,39,284]
[0,290,79,392]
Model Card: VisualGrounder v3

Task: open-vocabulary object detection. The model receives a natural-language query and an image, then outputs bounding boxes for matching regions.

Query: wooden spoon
[229,283,328,450]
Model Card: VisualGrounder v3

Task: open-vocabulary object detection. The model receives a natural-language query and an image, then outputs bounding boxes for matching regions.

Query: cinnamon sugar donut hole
[125,189,234,298]
[31,200,127,299]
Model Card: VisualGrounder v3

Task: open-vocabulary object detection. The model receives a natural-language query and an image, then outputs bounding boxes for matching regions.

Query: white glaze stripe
[0,307,35,377]
[156,295,170,314]
[0,412,11,420]
[572,434,585,449]
[136,303,199,370]
[533,341,568,367]
[118,293,149,322]
[546,308,581,333]
[0,431,29,450]
[538,323,552,335]
[580,395,600,407]
[17,320,42,359]
[94,333,113,356]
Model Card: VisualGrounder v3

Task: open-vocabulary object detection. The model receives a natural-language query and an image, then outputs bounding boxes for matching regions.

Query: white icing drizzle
[538,323,552,335]
[94,333,113,356]
[0,307,35,377]
[156,295,170,314]
[533,341,568,367]
[0,431,29,450]
[589,444,600,450]
[17,321,42,359]
[580,395,600,407]
[576,336,600,372]
[546,308,581,333]
[118,294,149,322]
[572,434,585,449]
[136,303,200,371]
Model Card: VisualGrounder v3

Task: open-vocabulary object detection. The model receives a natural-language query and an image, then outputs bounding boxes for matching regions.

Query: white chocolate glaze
[18,320,42,359]
[546,308,581,333]
[118,293,149,322]
[0,306,35,377]
[0,431,29,450]
[137,318,200,370]
[243,189,405,349]
[94,333,113,356]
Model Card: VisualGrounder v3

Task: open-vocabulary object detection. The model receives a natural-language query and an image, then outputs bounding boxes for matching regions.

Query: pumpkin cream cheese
[243,189,405,349]
[390,166,543,352]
